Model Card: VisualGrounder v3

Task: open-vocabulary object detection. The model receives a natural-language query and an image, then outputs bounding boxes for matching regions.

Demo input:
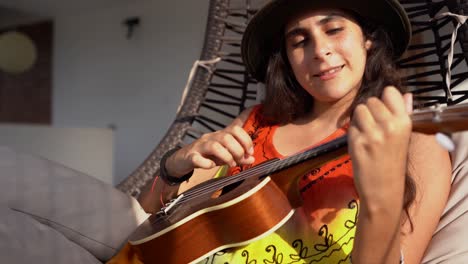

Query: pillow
[0,146,149,261]
[0,206,102,264]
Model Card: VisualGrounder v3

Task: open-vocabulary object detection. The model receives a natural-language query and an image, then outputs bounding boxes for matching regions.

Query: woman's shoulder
[408,132,452,177]
[230,104,264,128]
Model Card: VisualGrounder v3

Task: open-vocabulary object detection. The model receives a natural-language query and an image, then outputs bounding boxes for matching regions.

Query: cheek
[340,35,367,70]
[287,50,309,78]
[287,50,304,68]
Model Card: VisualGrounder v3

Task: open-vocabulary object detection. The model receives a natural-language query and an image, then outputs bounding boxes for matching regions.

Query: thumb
[191,153,217,170]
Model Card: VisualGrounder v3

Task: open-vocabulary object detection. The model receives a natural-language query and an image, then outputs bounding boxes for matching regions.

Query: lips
[314,65,344,77]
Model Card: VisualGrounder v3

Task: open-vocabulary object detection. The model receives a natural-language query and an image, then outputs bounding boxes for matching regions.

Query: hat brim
[241,0,411,82]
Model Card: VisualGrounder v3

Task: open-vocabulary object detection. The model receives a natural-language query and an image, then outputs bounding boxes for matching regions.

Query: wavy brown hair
[260,12,416,229]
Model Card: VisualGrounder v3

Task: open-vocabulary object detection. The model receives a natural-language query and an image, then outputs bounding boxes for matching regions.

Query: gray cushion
[0,146,149,262]
[0,206,102,264]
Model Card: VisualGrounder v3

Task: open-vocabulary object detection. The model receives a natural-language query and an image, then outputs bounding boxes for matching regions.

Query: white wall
[0,125,113,183]
[52,0,210,184]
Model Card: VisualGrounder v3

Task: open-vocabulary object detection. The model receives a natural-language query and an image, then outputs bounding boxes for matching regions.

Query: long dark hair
[260,13,416,229]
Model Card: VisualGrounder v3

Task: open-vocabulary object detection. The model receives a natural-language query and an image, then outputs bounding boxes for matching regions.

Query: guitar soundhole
[210,180,244,199]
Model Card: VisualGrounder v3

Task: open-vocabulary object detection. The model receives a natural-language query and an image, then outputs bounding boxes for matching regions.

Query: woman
[122,0,452,263]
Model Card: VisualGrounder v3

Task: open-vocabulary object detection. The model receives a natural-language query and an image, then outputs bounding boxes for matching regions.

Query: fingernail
[248,147,254,155]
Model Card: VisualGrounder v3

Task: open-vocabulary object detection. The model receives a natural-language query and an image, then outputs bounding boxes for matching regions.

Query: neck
[304,90,356,129]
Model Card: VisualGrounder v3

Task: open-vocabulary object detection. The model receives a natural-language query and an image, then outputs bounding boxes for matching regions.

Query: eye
[326,27,344,35]
[292,37,308,48]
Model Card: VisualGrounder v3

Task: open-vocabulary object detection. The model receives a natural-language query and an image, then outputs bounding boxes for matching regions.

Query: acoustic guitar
[128,103,468,264]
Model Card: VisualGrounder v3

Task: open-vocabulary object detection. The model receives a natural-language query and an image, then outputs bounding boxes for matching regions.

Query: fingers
[352,104,376,134]
[226,125,255,156]
[352,96,395,132]
[184,125,255,170]
[348,87,412,204]
[381,86,408,116]
[215,132,253,166]
[352,86,411,130]
[188,152,216,169]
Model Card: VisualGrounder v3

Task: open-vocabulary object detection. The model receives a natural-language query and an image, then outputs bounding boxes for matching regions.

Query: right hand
[348,86,412,210]
[165,122,255,178]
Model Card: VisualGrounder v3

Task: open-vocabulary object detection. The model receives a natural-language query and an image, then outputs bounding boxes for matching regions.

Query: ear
[364,39,372,50]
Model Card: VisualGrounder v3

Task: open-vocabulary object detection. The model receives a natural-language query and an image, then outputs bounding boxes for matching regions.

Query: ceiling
[0,0,130,17]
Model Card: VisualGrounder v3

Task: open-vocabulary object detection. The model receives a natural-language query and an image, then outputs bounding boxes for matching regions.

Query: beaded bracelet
[159,147,194,186]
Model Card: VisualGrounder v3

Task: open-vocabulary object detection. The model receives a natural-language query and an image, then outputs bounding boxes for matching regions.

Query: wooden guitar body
[128,175,295,263]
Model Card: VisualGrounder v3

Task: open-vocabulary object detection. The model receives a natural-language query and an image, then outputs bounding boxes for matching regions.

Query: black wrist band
[160,146,194,186]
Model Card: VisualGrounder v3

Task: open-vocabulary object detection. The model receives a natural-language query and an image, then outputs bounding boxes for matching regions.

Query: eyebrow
[284,14,344,39]
[318,14,344,25]
[284,27,308,40]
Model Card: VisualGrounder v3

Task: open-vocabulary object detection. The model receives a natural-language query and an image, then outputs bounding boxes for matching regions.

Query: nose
[312,37,332,60]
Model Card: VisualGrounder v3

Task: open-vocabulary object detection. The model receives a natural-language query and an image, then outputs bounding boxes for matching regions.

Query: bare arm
[349,87,451,263]
[349,87,412,263]
[351,133,451,263]
[401,133,451,263]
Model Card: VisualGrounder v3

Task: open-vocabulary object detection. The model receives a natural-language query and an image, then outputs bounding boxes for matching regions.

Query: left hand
[348,86,413,211]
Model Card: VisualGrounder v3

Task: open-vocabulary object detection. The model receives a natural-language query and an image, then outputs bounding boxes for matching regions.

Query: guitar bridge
[158,194,185,215]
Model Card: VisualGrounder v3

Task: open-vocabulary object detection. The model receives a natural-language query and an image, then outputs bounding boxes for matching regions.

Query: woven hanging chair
[116,0,468,198]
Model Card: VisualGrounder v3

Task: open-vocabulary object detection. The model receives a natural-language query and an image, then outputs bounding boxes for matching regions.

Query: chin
[310,90,355,103]
[303,79,360,101]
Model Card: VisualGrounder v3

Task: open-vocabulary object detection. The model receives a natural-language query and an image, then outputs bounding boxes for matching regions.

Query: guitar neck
[411,103,468,134]
[252,103,468,181]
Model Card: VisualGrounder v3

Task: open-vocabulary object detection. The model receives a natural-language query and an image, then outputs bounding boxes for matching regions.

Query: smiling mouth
[314,65,345,77]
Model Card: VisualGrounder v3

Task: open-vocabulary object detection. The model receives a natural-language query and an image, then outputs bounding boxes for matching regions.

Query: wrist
[160,147,194,186]
[164,147,193,176]
[356,171,405,209]
[359,197,403,222]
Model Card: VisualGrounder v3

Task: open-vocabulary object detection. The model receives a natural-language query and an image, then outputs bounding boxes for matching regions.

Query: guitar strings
[149,136,348,225]
[175,157,288,203]
[172,136,347,206]
[173,138,347,205]
[148,159,287,225]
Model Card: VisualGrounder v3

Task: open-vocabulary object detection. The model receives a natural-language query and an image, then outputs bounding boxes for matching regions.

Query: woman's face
[284,9,371,104]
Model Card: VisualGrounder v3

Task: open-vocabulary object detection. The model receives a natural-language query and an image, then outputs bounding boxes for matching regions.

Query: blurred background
[0,0,210,185]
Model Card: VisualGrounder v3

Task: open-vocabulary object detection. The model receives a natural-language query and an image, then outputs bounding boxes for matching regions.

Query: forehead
[284,8,356,30]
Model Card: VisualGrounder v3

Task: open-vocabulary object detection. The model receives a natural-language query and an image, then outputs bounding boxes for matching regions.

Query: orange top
[108,104,357,264]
